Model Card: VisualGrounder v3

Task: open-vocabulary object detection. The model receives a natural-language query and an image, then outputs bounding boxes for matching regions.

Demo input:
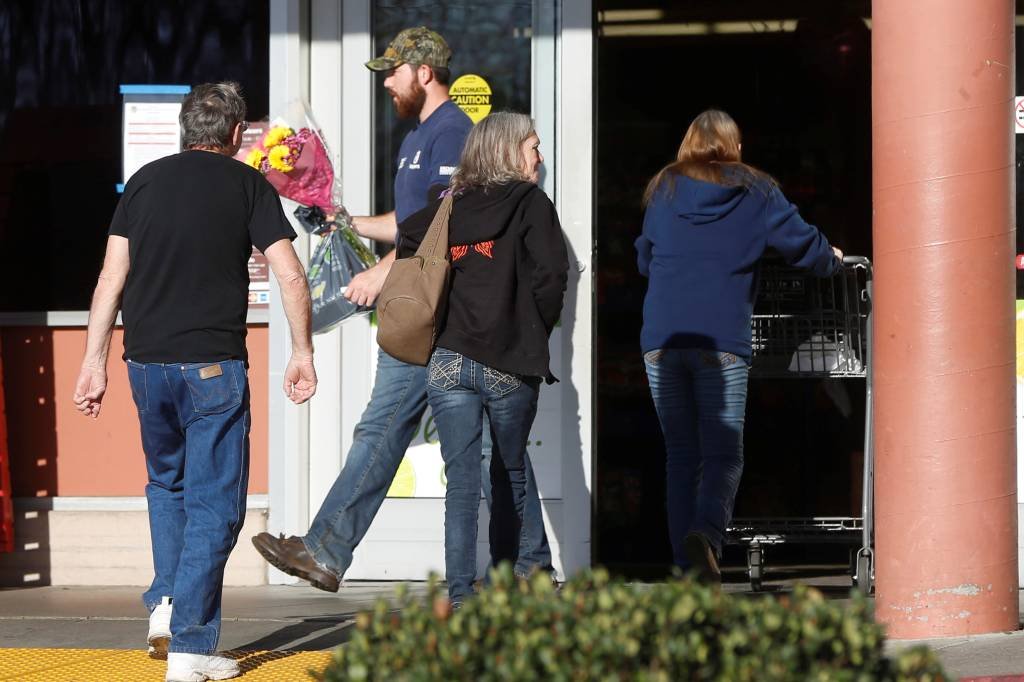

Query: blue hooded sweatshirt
[635,173,840,358]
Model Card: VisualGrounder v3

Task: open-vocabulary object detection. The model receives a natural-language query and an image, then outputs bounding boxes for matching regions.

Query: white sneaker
[147,596,172,657]
[165,652,241,682]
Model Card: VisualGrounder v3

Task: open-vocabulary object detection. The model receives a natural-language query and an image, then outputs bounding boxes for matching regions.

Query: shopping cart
[728,255,874,593]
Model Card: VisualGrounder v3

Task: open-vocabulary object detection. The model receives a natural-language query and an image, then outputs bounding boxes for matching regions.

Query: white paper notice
[1016,96,1024,134]
[123,102,181,182]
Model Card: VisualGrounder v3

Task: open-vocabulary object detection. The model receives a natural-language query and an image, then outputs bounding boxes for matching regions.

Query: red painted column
[873,0,1018,637]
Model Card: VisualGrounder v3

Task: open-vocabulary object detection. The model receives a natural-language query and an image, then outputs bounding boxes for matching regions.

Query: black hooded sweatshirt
[397,181,569,382]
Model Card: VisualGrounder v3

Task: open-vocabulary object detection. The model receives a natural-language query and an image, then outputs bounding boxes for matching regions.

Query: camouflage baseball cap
[365,26,452,71]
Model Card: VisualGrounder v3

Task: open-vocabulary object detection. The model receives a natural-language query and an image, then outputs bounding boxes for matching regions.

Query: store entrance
[593,1,873,578]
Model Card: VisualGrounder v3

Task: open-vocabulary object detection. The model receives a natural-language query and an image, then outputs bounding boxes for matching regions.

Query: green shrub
[316,565,947,681]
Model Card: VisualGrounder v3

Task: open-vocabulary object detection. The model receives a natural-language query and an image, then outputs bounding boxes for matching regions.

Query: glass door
[340,0,562,580]
[373,2,536,217]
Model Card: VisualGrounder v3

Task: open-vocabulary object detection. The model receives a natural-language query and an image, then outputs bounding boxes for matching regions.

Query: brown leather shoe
[251,532,340,592]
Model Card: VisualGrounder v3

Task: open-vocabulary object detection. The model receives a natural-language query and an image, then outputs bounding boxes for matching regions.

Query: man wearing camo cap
[253,27,557,597]
[360,26,465,229]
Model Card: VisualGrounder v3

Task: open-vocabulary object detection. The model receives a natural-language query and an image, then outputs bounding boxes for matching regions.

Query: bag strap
[414,193,453,262]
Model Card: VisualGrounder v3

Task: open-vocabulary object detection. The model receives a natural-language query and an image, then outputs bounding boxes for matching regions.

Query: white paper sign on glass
[120,85,190,189]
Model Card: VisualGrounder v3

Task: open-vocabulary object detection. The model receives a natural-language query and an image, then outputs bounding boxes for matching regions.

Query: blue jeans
[304,348,551,580]
[643,348,749,568]
[304,349,428,574]
[481,426,553,577]
[127,359,250,655]
[426,348,541,601]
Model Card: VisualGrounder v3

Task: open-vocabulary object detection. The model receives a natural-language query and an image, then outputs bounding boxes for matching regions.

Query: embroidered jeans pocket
[643,349,665,365]
[483,366,522,397]
[700,351,739,368]
[428,350,462,391]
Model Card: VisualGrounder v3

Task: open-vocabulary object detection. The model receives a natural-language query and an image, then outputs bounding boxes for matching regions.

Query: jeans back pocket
[643,349,665,365]
[428,349,462,391]
[699,350,740,368]
[182,362,242,414]
[483,366,522,397]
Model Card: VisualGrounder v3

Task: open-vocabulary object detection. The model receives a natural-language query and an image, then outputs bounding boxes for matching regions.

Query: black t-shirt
[109,150,296,363]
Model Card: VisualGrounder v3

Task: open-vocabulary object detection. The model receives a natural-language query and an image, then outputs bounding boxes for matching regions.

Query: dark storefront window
[0,0,269,311]
[594,1,873,576]
[371,1,533,219]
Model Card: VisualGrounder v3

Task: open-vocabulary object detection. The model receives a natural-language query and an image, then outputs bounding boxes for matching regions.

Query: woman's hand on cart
[832,246,844,261]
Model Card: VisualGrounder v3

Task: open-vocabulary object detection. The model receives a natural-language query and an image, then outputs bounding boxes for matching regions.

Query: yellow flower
[267,144,294,172]
[263,126,294,148]
[245,148,265,169]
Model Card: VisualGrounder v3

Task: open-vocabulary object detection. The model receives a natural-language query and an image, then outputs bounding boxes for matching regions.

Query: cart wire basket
[728,255,874,593]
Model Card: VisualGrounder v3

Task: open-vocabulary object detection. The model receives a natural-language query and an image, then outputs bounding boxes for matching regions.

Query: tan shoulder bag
[375,194,453,365]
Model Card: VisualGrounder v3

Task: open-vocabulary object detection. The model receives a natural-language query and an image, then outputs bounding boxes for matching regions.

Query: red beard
[391,81,427,119]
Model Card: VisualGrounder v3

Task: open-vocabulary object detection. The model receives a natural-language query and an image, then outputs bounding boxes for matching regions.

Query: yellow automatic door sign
[450,74,492,124]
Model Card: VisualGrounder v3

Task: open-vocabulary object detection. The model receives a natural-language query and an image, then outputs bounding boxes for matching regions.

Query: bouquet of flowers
[242,100,376,332]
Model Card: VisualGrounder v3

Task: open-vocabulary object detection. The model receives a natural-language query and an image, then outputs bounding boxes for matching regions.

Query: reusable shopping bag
[307,228,373,334]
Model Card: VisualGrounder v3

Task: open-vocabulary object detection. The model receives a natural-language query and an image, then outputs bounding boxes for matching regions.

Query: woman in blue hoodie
[636,109,842,583]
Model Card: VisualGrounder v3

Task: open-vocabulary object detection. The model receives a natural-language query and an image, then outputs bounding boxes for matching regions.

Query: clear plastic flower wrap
[242,100,377,331]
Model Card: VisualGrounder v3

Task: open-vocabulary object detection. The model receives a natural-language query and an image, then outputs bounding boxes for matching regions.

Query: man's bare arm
[264,238,318,404]
[74,235,130,418]
[351,211,398,243]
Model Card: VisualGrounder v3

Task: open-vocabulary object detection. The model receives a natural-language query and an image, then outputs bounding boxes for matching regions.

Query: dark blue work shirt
[393,100,472,224]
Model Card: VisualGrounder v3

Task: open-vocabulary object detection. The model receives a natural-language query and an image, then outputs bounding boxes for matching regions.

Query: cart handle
[842,255,871,267]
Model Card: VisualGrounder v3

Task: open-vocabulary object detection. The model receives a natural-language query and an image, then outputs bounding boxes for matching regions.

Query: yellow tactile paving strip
[0,648,332,681]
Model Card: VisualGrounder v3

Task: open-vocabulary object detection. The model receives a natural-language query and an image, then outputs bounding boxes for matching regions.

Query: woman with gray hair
[398,111,569,605]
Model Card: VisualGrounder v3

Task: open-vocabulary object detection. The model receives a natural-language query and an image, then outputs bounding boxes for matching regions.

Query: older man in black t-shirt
[73,82,316,682]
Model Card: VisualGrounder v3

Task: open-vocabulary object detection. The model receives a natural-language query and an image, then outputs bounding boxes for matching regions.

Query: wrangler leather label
[199,364,223,380]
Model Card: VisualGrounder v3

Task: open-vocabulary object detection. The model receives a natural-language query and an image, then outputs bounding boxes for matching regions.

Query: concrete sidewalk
[0,581,1021,679]
[887,630,1024,681]
[0,583,428,653]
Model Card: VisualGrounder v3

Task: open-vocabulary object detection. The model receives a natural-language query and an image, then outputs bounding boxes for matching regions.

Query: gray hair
[449,111,535,193]
[179,82,246,150]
